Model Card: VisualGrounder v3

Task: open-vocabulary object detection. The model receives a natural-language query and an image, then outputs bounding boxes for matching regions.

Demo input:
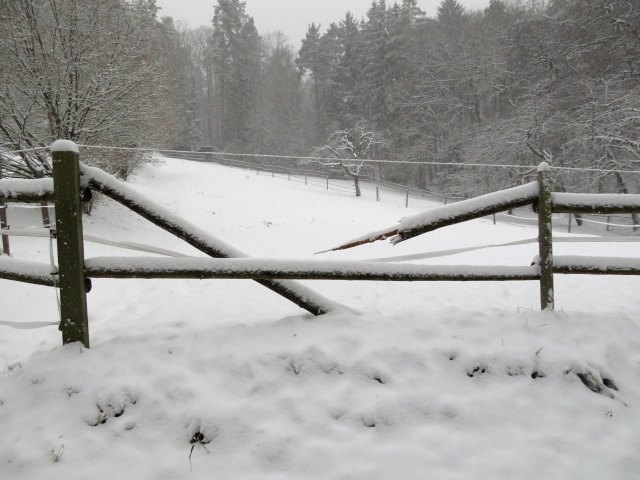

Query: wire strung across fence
[66,145,640,175]
[5,143,639,210]
[4,143,640,177]
[579,217,639,229]
[162,150,640,224]
[1,144,640,350]
[495,211,639,232]
[0,204,54,209]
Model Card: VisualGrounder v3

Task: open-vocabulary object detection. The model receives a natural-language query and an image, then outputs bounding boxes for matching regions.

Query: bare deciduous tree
[0,0,178,177]
[312,122,387,197]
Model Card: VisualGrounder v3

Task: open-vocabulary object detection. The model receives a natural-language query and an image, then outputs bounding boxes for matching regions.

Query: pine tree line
[171,0,639,196]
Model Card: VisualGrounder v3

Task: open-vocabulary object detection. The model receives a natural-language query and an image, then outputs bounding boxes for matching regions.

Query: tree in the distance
[437,0,465,26]
[251,32,303,154]
[297,23,331,141]
[210,0,261,149]
[312,122,388,197]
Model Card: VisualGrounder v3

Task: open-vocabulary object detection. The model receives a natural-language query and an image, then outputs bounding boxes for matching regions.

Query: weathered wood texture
[326,182,540,252]
[82,165,337,316]
[537,166,554,311]
[3,157,639,341]
[554,256,640,275]
[396,182,539,243]
[4,255,640,291]
[0,178,55,203]
[53,149,90,347]
[84,257,541,282]
[552,193,640,214]
[0,205,8,255]
[0,257,55,286]
[0,160,8,255]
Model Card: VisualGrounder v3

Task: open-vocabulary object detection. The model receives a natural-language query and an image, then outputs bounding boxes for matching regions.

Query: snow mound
[1,309,639,479]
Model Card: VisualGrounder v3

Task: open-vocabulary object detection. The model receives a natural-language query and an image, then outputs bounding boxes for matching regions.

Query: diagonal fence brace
[80,164,338,316]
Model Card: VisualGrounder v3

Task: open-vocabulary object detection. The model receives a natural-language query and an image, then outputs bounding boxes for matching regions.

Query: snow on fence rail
[553,256,640,275]
[0,146,639,349]
[0,178,54,203]
[552,193,640,214]
[82,257,541,282]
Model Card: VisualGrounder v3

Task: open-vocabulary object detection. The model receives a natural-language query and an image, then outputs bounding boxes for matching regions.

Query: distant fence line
[164,149,467,206]
[164,150,640,232]
[4,143,639,203]
[58,145,637,175]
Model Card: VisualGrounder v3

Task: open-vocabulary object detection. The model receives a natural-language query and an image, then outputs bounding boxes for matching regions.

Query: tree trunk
[555,177,582,226]
[0,158,9,255]
[615,172,640,230]
[353,174,361,197]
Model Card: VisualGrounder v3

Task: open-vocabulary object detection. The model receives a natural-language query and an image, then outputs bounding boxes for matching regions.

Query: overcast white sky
[156,0,490,47]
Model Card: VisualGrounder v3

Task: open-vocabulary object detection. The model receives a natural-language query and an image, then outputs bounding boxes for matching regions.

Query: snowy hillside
[1,158,640,479]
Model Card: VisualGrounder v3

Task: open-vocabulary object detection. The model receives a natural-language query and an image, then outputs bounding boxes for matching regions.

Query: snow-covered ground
[1,157,639,479]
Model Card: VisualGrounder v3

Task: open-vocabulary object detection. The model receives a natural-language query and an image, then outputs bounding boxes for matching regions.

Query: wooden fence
[0,141,639,348]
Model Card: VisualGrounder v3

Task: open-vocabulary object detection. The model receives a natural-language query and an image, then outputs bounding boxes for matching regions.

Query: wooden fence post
[406,190,409,208]
[0,157,9,256]
[326,176,329,190]
[52,141,90,347]
[0,205,8,255]
[376,186,380,202]
[567,213,572,233]
[537,162,554,311]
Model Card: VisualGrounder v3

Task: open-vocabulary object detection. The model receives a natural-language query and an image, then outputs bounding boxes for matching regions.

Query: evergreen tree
[437,0,465,26]
[210,0,261,148]
[485,0,507,18]
[252,32,303,154]
[296,23,329,140]
[334,13,364,125]
[361,1,392,127]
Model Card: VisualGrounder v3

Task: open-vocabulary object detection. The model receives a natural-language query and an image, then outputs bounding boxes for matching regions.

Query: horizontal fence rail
[0,257,55,286]
[3,255,640,285]
[1,145,639,349]
[553,256,640,275]
[82,257,542,282]
[0,178,55,203]
[81,164,338,318]
[552,193,640,214]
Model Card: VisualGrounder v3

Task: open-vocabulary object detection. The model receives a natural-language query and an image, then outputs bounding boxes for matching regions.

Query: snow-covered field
[1,157,640,479]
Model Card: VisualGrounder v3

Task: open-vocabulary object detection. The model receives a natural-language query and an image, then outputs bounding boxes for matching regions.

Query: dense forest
[1,0,639,196]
